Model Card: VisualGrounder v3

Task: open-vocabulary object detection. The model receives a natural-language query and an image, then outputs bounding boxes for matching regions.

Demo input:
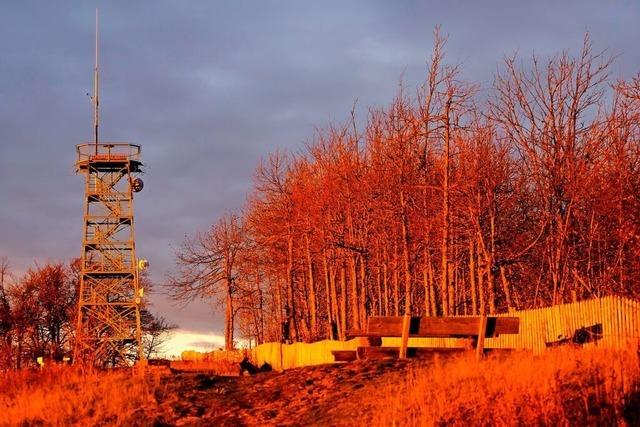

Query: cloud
[161,329,226,358]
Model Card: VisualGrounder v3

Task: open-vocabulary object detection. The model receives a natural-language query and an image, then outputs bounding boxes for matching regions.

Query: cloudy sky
[1,1,638,356]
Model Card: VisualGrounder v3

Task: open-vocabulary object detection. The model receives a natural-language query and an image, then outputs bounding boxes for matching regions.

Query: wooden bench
[332,315,520,362]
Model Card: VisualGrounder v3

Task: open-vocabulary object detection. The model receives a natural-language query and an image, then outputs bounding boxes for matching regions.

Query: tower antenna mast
[93,8,99,154]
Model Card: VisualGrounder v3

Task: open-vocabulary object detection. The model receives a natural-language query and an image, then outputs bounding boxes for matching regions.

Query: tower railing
[76,143,141,164]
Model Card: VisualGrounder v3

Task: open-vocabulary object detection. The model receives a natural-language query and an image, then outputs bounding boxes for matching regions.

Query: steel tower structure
[74,144,144,367]
[73,10,145,367]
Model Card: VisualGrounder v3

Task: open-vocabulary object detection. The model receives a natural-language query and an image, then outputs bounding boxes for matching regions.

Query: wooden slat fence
[383,296,640,354]
[250,296,640,369]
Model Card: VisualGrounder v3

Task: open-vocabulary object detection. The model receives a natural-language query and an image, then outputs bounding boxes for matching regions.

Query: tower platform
[76,142,142,172]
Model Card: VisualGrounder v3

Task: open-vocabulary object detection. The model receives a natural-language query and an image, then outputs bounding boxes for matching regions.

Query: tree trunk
[286,231,298,341]
[322,249,334,340]
[339,262,347,339]
[349,255,360,331]
[441,106,451,316]
[469,239,478,315]
[423,247,431,316]
[393,245,400,316]
[400,190,412,315]
[427,253,436,316]
[376,265,382,315]
[500,266,513,311]
[224,283,234,350]
[359,255,367,327]
[275,277,283,341]
[304,234,317,339]
[477,265,486,315]
[382,250,389,316]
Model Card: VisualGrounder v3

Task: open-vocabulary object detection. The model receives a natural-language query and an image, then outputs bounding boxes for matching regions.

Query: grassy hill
[1,347,639,426]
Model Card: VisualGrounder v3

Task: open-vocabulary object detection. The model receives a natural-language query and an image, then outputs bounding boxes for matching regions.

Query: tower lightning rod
[94,8,99,155]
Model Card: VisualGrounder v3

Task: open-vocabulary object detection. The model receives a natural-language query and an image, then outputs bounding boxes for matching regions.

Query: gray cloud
[1,0,639,332]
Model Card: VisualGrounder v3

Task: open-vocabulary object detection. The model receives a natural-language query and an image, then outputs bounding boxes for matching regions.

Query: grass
[375,347,640,426]
[1,347,638,425]
[0,366,159,426]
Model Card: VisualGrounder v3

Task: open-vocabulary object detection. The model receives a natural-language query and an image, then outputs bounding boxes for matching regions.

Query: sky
[1,1,639,357]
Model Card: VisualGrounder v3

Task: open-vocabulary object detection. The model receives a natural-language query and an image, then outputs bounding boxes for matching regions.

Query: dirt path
[149,358,418,426]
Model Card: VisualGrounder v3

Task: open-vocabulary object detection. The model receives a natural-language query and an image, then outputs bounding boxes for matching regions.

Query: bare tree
[0,258,13,368]
[141,311,177,359]
[169,212,247,350]
[490,34,612,305]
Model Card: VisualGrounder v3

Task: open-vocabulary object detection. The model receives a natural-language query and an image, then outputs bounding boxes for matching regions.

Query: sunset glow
[2,2,640,425]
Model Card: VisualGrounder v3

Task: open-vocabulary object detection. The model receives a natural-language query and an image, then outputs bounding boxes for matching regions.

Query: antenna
[93,8,99,154]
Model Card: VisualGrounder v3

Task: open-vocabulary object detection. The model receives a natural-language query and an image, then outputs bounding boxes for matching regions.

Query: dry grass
[1,348,639,426]
[373,348,640,426]
[0,366,159,426]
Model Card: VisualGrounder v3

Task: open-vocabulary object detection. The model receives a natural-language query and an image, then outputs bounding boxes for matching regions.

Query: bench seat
[334,315,520,362]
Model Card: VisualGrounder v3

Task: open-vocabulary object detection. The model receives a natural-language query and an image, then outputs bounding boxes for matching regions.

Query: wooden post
[476,315,487,361]
[399,314,410,359]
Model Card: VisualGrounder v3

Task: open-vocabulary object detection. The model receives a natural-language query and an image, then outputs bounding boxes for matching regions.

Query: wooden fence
[491,295,640,353]
[249,295,640,369]
[384,296,640,354]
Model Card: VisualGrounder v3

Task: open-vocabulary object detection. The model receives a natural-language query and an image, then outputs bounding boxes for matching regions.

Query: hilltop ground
[148,348,640,426]
[2,348,639,426]
[152,358,414,426]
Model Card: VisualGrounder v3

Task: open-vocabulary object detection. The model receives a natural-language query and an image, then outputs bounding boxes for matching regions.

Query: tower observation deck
[74,142,144,367]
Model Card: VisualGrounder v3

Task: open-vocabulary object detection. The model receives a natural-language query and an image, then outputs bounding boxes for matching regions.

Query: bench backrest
[366,315,520,338]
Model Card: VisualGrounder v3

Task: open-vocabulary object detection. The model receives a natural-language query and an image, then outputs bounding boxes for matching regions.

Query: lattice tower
[73,143,144,367]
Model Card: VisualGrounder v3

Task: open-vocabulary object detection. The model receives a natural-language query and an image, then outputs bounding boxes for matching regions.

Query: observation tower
[73,11,145,367]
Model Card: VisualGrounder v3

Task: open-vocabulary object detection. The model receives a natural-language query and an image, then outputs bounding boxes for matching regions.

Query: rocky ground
[147,358,420,426]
